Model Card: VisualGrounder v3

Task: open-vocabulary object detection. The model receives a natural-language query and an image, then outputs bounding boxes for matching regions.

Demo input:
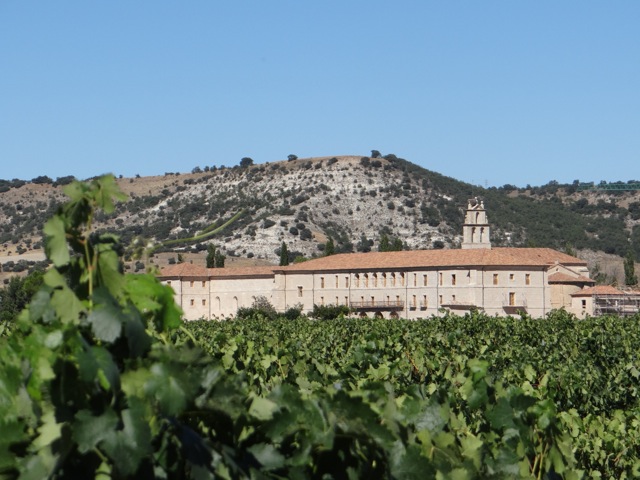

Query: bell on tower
[461,197,491,249]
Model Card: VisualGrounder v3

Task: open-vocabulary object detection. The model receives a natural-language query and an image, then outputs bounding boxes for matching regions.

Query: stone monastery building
[159,200,605,320]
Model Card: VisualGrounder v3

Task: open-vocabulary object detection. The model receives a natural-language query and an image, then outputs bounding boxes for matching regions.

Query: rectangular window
[452,294,456,302]
[336,296,339,305]
[345,276,350,288]
[386,295,390,305]
[391,274,396,286]
[439,273,443,286]
[373,274,378,287]
[320,277,325,288]
[355,275,360,287]
[298,286,303,297]
[396,295,400,305]
[451,274,456,286]
[320,296,324,305]
[509,273,514,281]
[493,274,499,285]
[335,275,339,288]
[202,281,206,287]
[382,274,387,287]
[400,273,405,286]
[439,295,443,306]
[525,274,531,285]
[364,275,368,287]
[581,299,586,309]
[413,273,417,287]
[167,281,171,285]
[509,292,516,306]
[202,299,206,306]
[190,281,194,288]
[371,296,375,305]
[423,274,428,286]
[422,295,428,308]
[412,295,417,308]
[190,299,194,306]
[345,296,349,305]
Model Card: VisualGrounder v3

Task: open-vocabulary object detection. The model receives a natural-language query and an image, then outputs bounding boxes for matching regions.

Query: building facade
[159,201,607,320]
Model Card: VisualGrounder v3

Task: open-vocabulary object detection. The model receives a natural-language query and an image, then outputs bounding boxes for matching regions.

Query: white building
[159,200,605,320]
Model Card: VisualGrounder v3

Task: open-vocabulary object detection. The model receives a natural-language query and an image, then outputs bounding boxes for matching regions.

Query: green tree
[624,250,637,286]
[206,244,215,268]
[240,157,254,168]
[0,270,44,327]
[206,244,225,268]
[325,237,335,256]
[379,233,390,252]
[391,237,404,251]
[564,242,576,257]
[378,233,402,252]
[356,234,372,253]
[279,241,289,266]
[215,250,225,268]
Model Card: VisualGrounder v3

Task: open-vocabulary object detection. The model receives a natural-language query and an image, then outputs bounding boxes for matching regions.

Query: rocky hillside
[1,155,639,284]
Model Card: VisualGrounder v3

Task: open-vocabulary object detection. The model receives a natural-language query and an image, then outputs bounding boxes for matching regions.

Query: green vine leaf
[73,408,119,454]
[87,288,127,343]
[43,215,70,268]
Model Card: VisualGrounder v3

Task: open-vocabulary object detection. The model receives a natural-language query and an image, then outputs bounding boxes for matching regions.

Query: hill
[0,154,638,284]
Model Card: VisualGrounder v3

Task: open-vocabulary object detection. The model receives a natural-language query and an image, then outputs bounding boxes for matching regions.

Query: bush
[236,296,277,320]
[283,304,304,320]
[311,304,351,320]
[31,175,53,184]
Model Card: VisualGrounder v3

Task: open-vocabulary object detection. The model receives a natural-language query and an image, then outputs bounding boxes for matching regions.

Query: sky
[1,2,638,188]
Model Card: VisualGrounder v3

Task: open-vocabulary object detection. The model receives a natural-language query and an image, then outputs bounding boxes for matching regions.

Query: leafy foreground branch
[0,175,584,478]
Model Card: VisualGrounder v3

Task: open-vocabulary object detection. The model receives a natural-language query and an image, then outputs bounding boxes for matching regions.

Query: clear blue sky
[1,2,638,187]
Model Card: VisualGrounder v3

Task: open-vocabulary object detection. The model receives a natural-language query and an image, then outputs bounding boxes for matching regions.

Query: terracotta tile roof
[571,285,625,297]
[159,263,208,278]
[277,248,587,273]
[548,272,595,284]
[208,266,276,278]
[158,248,587,279]
[159,263,276,279]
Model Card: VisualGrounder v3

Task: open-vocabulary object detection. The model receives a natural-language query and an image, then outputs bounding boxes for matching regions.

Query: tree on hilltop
[240,157,254,168]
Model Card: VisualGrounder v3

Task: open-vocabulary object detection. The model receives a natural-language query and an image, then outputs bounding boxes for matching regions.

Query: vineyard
[182,314,640,478]
[1,175,639,479]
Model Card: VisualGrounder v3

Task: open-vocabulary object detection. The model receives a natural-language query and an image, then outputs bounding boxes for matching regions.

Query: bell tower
[461,197,491,249]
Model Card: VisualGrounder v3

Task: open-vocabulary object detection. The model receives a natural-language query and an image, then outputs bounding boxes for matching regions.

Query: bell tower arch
[462,198,491,249]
